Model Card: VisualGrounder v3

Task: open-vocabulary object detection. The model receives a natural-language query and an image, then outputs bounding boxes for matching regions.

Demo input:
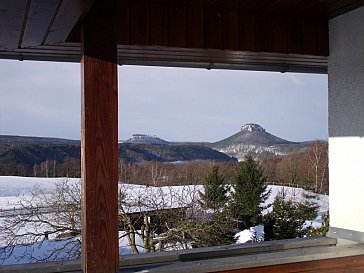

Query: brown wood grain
[255,13,271,52]
[272,16,288,54]
[218,254,364,273]
[317,20,329,56]
[187,6,204,48]
[169,4,187,47]
[81,0,119,272]
[150,2,168,46]
[239,12,255,52]
[205,8,223,49]
[222,10,239,50]
[287,17,302,54]
[302,18,318,55]
[82,0,331,57]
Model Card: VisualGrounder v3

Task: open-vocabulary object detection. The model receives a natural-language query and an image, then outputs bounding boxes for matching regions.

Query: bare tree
[0,179,82,264]
[118,183,203,253]
[32,164,38,177]
[150,162,166,186]
[306,141,328,193]
[277,152,304,188]
[1,177,238,264]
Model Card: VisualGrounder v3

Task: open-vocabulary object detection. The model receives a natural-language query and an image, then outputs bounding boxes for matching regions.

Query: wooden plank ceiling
[0,0,93,50]
[1,0,364,72]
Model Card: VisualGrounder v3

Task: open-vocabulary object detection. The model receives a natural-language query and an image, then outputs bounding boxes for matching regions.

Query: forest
[0,141,327,194]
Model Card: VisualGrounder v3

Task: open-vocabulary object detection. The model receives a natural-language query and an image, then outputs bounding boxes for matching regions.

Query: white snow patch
[0,176,329,265]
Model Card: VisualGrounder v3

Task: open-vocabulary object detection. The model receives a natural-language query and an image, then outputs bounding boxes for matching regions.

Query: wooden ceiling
[145,0,364,19]
[0,0,93,50]
[1,0,364,73]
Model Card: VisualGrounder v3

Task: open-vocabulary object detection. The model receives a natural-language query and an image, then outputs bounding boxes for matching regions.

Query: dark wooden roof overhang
[1,0,364,73]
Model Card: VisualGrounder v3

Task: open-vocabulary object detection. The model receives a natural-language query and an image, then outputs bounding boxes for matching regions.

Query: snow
[235,229,255,243]
[240,123,265,133]
[124,134,168,144]
[0,176,329,265]
[1,232,145,265]
[264,185,329,228]
[1,237,79,265]
[0,176,79,210]
[234,186,329,244]
[0,176,61,197]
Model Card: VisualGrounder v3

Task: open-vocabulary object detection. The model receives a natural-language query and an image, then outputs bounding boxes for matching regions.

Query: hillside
[0,144,80,165]
[210,124,312,160]
[119,143,235,163]
[0,123,315,172]
[123,134,169,145]
[0,136,237,176]
[0,135,79,147]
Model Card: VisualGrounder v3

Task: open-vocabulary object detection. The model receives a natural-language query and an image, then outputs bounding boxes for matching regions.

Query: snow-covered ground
[0,176,329,265]
[235,186,329,243]
[264,185,329,227]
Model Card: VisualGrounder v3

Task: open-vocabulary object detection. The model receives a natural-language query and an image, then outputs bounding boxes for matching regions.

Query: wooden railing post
[81,0,118,272]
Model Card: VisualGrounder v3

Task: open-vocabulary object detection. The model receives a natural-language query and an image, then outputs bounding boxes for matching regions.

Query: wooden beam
[45,0,93,45]
[0,0,28,49]
[81,0,118,272]
[21,0,59,48]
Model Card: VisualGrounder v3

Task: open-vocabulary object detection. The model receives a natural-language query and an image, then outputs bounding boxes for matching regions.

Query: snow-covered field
[0,176,329,265]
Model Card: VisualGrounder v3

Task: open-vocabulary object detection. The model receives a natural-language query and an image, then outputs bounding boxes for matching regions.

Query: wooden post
[81,0,118,272]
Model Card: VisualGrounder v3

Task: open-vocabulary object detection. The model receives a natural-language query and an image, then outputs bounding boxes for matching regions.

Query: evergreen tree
[191,211,236,248]
[307,211,329,237]
[232,154,270,229]
[200,165,228,210]
[264,191,318,240]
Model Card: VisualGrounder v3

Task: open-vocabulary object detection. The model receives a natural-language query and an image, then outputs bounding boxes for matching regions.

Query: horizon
[0,121,327,144]
[0,60,328,142]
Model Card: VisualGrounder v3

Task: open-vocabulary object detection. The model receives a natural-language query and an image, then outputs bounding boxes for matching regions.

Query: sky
[0,59,328,143]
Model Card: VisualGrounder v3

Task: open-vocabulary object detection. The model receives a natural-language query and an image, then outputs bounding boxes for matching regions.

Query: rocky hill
[0,123,314,175]
[0,135,236,175]
[210,123,311,160]
[123,134,169,145]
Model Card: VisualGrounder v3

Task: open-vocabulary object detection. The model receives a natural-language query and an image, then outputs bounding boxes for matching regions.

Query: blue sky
[0,60,328,142]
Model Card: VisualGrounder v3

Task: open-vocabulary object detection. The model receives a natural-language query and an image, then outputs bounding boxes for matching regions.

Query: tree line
[120,140,328,194]
[0,153,328,263]
[0,141,328,195]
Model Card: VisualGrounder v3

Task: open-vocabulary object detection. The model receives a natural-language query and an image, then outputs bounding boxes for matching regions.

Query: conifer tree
[232,154,270,229]
[264,191,318,240]
[200,165,228,210]
[191,211,236,248]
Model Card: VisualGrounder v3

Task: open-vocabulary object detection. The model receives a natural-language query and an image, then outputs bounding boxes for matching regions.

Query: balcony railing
[2,236,364,273]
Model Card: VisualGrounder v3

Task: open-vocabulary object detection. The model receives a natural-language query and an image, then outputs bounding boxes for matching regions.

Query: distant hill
[0,135,236,175]
[123,134,169,145]
[0,144,80,165]
[209,124,312,160]
[119,143,235,163]
[0,135,79,146]
[0,123,314,173]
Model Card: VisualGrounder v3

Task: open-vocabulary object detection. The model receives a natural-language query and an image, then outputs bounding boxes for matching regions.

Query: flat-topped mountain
[0,134,236,176]
[210,123,311,160]
[0,123,314,175]
[123,134,169,145]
